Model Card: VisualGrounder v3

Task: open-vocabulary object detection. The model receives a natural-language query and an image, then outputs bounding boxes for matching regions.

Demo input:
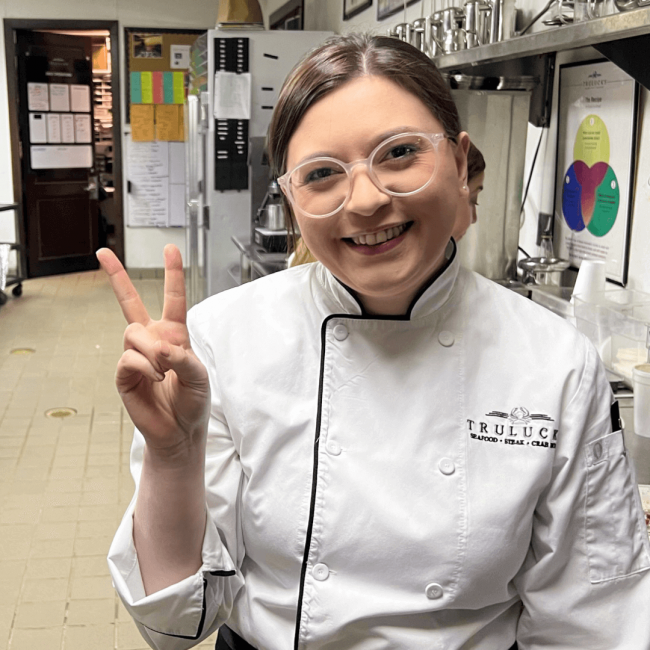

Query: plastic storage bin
[529,286,575,322]
[574,289,650,386]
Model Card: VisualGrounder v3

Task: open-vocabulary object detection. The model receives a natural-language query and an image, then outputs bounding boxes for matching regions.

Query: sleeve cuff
[107,500,238,639]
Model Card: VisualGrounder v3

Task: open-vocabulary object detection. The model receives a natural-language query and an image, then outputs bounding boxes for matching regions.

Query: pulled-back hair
[467,142,486,182]
[268,33,462,179]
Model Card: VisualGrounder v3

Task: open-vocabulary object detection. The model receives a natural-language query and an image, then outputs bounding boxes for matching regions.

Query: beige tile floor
[0,270,218,650]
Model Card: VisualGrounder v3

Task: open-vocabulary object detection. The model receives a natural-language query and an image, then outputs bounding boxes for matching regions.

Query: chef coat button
[425,583,444,600]
[326,441,342,456]
[438,458,455,475]
[333,324,349,341]
[438,330,455,347]
[312,563,330,581]
[593,442,603,460]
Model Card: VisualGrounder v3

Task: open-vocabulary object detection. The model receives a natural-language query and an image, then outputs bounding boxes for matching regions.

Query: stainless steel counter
[231,236,287,285]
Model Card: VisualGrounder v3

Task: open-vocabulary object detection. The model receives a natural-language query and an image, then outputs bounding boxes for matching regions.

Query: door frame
[3,18,124,275]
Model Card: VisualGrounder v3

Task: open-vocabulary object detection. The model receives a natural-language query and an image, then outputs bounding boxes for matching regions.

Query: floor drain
[10,348,35,355]
[45,407,77,419]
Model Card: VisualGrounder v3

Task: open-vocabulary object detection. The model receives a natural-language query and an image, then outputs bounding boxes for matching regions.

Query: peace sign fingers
[161,244,187,326]
[96,248,151,326]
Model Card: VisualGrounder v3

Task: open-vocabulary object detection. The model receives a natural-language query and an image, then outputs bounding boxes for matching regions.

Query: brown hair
[467,142,486,183]
[267,33,463,251]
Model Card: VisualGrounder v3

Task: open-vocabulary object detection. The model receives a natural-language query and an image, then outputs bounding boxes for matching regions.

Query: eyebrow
[294,126,427,167]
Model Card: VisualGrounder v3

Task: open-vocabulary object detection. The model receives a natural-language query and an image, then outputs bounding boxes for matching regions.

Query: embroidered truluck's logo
[467,407,557,449]
[486,407,554,425]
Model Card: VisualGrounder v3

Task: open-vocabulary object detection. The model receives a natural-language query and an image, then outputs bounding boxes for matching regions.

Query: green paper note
[163,72,174,104]
[130,72,142,104]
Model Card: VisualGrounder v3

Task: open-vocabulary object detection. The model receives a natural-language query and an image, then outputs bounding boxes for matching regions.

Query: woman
[451,142,485,242]
[101,34,650,650]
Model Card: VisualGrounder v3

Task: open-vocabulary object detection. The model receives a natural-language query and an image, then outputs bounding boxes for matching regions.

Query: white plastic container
[574,289,650,386]
[634,364,650,438]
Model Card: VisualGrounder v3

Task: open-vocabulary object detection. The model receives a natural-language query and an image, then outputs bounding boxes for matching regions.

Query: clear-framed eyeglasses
[277,132,453,219]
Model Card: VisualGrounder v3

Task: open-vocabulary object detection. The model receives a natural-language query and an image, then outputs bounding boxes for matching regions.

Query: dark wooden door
[16,31,99,277]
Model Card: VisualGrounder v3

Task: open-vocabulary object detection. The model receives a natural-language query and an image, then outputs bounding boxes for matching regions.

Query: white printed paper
[49,84,70,112]
[126,138,171,226]
[60,114,75,143]
[74,114,92,143]
[213,71,251,120]
[169,183,186,227]
[70,84,91,112]
[170,44,191,70]
[29,113,48,143]
[128,140,169,178]
[128,178,169,227]
[169,142,186,184]
[30,145,93,169]
[47,114,61,143]
[28,83,49,111]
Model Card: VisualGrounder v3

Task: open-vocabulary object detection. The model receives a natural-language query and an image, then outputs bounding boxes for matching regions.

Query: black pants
[216,626,519,650]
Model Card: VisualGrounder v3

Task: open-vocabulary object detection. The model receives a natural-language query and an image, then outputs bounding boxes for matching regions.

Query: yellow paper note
[155,104,180,141]
[173,71,184,104]
[141,72,153,104]
[131,104,155,141]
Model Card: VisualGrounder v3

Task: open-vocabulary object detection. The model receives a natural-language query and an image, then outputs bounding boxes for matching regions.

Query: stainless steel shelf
[433,8,650,70]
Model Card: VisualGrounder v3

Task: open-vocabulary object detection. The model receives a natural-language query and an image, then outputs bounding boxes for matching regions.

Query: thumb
[155,340,208,388]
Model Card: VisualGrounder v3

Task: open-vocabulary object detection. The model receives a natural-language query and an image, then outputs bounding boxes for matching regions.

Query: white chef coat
[108,244,650,650]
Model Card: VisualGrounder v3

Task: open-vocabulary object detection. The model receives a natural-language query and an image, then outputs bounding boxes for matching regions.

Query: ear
[454,131,471,189]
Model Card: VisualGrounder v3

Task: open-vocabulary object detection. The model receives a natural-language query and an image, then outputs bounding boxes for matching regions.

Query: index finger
[161,244,187,324]
[96,248,151,325]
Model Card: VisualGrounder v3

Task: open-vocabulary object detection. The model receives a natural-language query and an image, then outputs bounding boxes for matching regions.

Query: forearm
[134,440,207,595]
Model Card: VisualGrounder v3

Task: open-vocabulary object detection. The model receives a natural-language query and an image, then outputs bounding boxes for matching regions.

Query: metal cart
[0,203,25,305]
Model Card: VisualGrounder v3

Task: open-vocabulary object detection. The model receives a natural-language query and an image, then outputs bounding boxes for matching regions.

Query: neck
[355,254,451,317]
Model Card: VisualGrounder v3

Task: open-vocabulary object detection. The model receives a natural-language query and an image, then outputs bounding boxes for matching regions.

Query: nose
[344,165,391,216]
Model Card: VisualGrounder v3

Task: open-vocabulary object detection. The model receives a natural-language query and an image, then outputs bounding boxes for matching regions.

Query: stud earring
[462,185,467,190]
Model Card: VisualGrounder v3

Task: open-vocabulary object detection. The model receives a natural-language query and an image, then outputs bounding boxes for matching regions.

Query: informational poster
[555,60,638,284]
[70,84,91,112]
[60,114,75,143]
[28,113,48,143]
[28,83,49,111]
[47,114,61,143]
[49,84,70,112]
[74,114,92,143]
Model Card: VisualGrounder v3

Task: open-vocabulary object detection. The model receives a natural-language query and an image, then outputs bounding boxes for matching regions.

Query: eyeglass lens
[289,134,438,217]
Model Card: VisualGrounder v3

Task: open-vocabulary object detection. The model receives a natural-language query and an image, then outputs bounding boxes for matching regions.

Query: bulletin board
[124,28,204,228]
[124,28,204,125]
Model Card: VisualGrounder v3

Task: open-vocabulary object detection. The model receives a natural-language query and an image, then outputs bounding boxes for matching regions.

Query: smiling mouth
[344,222,414,247]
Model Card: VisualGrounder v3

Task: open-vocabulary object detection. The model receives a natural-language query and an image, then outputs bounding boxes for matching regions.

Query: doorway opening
[3,19,123,278]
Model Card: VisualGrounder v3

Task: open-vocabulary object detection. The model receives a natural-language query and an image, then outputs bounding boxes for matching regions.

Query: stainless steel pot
[259,203,285,231]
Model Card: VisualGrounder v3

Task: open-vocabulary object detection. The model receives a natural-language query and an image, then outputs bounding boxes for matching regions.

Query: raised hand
[97,245,210,456]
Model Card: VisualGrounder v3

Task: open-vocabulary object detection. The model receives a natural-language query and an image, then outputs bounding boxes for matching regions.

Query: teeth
[351,223,406,246]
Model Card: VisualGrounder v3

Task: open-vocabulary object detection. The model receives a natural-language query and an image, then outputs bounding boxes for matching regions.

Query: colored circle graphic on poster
[562,114,619,237]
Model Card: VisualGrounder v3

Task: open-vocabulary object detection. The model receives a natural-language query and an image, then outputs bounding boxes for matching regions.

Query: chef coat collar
[315,238,459,320]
